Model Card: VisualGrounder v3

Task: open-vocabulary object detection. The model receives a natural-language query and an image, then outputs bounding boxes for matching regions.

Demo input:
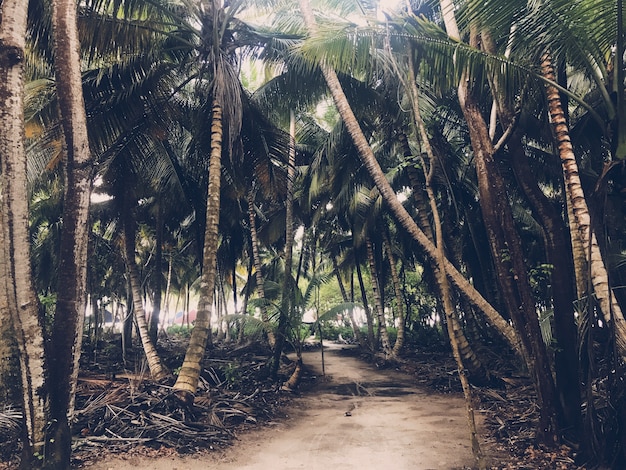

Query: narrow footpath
[87,344,480,470]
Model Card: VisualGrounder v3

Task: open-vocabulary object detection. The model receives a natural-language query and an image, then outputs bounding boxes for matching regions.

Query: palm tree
[0,1,48,466]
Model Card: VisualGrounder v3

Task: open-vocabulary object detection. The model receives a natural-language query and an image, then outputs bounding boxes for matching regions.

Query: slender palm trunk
[0,2,49,466]
[383,237,406,356]
[247,189,275,346]
[297,0,519,355]
[365,237,393,357]
[273,109,298,380]
[174,100,223,400]
[46,0,98,464]
[355,249,376,350]
[150,200,163,344]
[123,212,169,381]
[542,56,626,360]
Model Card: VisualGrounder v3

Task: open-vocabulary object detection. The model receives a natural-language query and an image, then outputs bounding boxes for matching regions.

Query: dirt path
[85,344,481,470]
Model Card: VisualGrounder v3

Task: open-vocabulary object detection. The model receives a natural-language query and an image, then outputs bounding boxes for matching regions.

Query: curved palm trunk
[365,237,393,357]
[174,100,223,401]
[542,56,626,360]
[297,0,519,356]
[123,213,169,381]
[401,53,489,383]
[247,189,275,346]
[0,2,49,466]
[383,237,405,356]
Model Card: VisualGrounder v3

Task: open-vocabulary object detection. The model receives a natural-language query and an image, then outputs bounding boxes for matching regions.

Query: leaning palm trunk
[297,0,519,355]
[541,56,626,360]
[0,2,49,466]
[401,52,489,384]
[45,0,98,465]
[123,214,169,381]
[247,189,275,346]
[173,100,223,401]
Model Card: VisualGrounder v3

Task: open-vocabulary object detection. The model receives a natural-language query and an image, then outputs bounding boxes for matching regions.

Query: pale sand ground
[85,344,484,470]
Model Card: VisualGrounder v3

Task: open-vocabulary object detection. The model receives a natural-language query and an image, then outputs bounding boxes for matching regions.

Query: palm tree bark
[439,9,559,442]
[383,237,406,356]
[355,246,376,350]
[365,237,394,357]
[541,56,626,361]
[297,0,519,355]
[247,189,275,346]
[0,2,49,466]
[45,0,99,465]
[174,99,223,400]
[273,109,298,380]
[122,209,169,381]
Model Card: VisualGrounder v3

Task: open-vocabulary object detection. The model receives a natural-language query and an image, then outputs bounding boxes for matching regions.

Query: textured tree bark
[439,9,559,443]
[365,237,394,358]
[174,100,223,400]
[0,1,49,467]
[272,109,298,380]
[542,56,626,362]
[123,208,169,381]
[247,189,275,346]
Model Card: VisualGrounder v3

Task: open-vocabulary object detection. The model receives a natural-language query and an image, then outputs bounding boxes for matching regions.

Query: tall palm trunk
[174,99,223,401]
[439,6,559,442]
[247,189,275,346]
[297,0,519,356]
[273,109,298,381]
[45,0,98,465]
[365,237,394,357]
[122,210,169,381]
[0,2,49,466]
[541,56,626,360]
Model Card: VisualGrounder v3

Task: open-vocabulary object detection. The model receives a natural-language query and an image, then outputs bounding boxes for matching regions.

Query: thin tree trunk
[0,3,49,466]
[150,200,163,344]
[383,237,405,356]
[123,209,169,381]
[365,237,393,357]
[332,254,362,345]
[273,109,298,380]
[355,248,376,351]
[248,189,275,346]
[174,99,223,400]
[542,55,626,360]
[43,0,98,465]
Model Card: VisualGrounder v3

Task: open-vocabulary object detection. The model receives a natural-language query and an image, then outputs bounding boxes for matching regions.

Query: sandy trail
[85,344,479,470]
